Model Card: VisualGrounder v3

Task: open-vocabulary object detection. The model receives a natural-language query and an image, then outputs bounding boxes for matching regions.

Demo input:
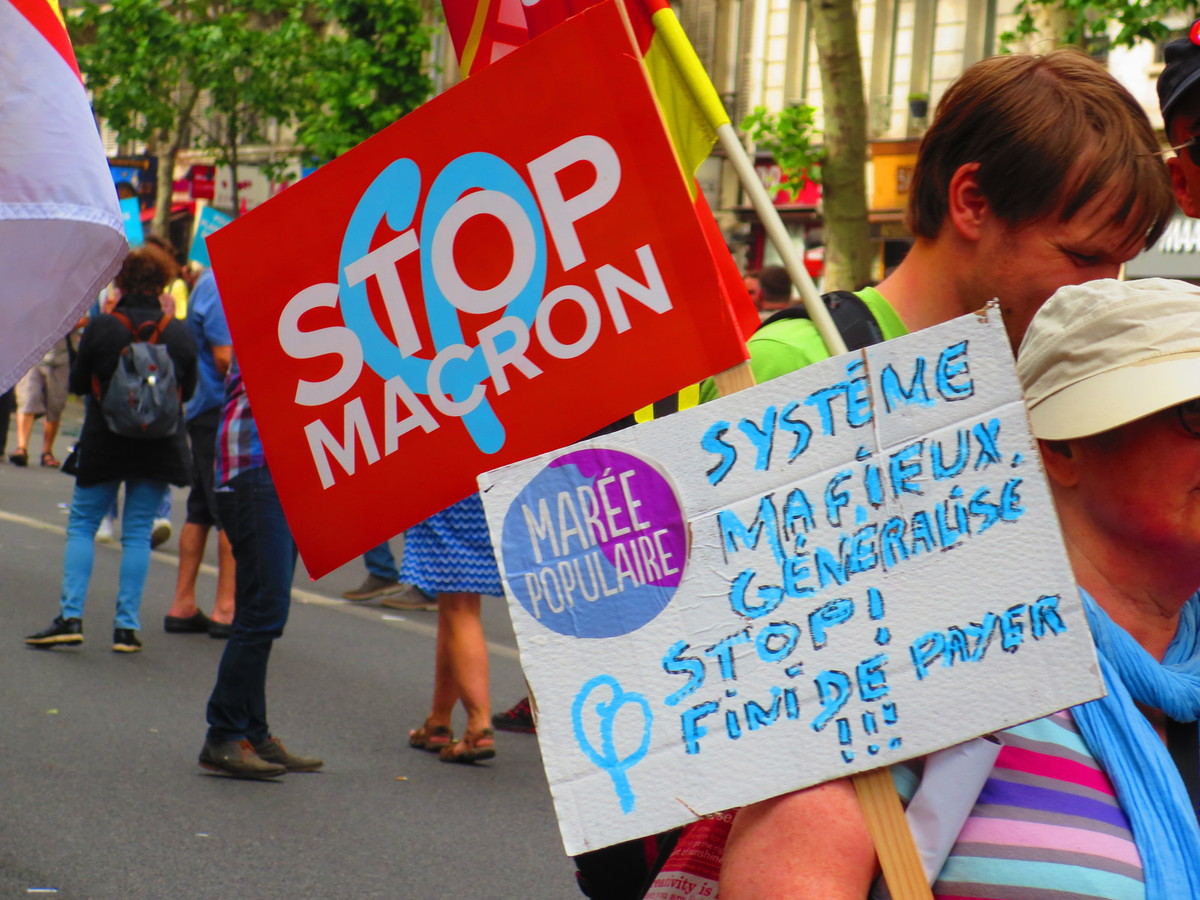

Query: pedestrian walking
[25,247,197,653]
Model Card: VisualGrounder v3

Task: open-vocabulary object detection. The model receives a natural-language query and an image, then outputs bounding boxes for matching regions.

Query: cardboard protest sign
[188,204,233,268]
[119,196,143,247]
[205,0,746,578]
[478,308,1105,855]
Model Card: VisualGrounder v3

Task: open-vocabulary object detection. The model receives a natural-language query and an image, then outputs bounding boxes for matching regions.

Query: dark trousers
[0,387,14,455]
[206,466,297,744]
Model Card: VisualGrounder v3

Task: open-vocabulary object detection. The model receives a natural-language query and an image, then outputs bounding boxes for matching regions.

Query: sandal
[40,452,59,468]
[408,721,454,753]
[8,448,27,467]
[439,727,496,764]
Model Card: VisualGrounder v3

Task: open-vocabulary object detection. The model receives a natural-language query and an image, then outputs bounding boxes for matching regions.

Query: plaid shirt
[215,358,265,486]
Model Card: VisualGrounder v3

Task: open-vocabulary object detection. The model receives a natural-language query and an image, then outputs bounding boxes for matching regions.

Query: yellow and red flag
[0,0,127,391]
[524,0,722,179]
[442,0,530,77]
[441,0,759,346]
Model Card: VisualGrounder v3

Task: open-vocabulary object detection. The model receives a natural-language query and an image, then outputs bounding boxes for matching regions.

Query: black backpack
[573,290,886,900]
[92,312,182,440]
[755,289,885,350]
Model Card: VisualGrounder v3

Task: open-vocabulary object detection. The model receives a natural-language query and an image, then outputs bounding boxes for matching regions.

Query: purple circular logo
[501,447,687,638]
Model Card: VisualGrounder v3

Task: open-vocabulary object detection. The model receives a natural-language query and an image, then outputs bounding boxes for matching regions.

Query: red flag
[0,0,127,391]
[441,0,530,76]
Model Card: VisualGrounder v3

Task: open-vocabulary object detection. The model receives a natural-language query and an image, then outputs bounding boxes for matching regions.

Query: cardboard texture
[478,309,1105,855]
[205,0,746,577]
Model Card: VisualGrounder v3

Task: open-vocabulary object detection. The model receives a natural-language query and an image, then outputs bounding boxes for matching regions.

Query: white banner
[479,307,1104,855]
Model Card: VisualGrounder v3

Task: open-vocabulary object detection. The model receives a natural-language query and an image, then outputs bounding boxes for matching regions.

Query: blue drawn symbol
[572,675,653,814]
[338,153,547,455]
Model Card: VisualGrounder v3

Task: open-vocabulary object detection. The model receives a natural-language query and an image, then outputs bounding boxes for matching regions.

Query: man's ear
[1167,155,1199,218]
[1038,439,1079,488]
[946,162,988,241]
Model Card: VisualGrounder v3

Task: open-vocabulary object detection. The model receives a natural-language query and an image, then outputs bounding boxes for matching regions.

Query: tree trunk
[1030,3,1076,50]
[810,0,871,292]
[151,84,200,239]
[228,99,241,217]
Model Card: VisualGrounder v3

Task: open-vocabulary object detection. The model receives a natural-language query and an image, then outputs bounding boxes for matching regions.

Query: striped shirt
[904,709,1145,900]
[215,360,264,486]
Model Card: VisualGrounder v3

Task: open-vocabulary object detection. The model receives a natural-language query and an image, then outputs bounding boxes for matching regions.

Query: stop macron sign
[207,0,748,579]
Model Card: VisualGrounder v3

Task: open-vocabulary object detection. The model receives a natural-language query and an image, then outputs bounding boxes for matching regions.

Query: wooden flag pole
[853,767,935,900]
[647,9,847,358]
[713,120,847,357]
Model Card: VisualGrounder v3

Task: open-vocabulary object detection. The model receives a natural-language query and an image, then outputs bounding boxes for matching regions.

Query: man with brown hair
[741,49,1173,391]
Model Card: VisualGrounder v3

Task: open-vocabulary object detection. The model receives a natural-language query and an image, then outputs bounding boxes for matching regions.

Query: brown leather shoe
[199,739,287,779]
[253,737,323,772]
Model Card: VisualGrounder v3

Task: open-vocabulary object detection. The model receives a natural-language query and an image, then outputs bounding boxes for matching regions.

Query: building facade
[683,0,1195,283]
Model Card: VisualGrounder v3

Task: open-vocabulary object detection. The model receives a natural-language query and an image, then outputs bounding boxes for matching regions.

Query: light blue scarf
[1074,589,1200,899]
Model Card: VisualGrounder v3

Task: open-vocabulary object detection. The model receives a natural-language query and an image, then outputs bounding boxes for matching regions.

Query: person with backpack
[25,246,197,654]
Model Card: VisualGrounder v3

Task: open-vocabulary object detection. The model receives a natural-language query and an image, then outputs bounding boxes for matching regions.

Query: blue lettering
[1000,478,1024,520]
[824,470,853,527]
[737,406,777,471]
[812,670,852,731]
[972,418,1002,469]
[717,497,783,562]
[931,430,969,479]
[705,629,751,680]
[880,517,909,568]
[756,622,802,663]
[880,356,933,413]
[936,340,973,399]
[1030,594,1067,638]
[889,441,924,497]
[779,401,813,462]
[681,701,719,754]
[856,654,889,701]
[729,570,785,619]
[809,597,855,649]
[701,422,736,485]
[910,631,944,680]
[662,641,705,706]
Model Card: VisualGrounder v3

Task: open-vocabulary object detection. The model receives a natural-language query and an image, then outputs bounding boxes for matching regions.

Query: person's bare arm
[721,778,878,900]
[212,344,232,376]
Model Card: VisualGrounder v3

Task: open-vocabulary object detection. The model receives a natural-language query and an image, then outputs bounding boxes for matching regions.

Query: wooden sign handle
[712,360,757,397]
[852,768,933,900]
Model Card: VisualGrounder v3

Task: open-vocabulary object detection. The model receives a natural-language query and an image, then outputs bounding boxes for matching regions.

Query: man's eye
[1066,251,1102,267]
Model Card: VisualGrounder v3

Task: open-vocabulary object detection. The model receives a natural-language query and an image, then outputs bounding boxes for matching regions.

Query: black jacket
[68,295,198,487]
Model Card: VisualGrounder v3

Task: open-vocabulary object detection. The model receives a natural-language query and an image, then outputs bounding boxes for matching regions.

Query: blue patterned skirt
[401,492,502,596]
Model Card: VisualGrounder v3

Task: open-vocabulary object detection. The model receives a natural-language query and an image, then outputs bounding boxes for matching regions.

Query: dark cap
[1158,20,1200,124]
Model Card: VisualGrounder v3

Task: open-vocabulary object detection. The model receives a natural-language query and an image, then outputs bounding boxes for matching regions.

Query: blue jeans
[206,466,297,744]
[106,492,171,521]
[363,541,399,581]
[62,478,170,629]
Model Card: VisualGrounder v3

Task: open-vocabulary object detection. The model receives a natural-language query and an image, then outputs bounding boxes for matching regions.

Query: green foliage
[70,0,434,173]
[741,104,823,200]
[999,0,1199,50]
[191,4,318,169]
[296,0,435,163]
[70,0,197,147]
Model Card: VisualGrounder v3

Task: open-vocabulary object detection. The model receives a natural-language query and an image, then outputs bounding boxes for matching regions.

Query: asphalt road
[0,399,578,899]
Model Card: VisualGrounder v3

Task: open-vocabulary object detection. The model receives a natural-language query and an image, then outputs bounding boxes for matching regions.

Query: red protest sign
[207,0,747,578]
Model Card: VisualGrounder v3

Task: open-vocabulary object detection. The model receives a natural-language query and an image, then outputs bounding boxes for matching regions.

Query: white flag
[0,0,127,391]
